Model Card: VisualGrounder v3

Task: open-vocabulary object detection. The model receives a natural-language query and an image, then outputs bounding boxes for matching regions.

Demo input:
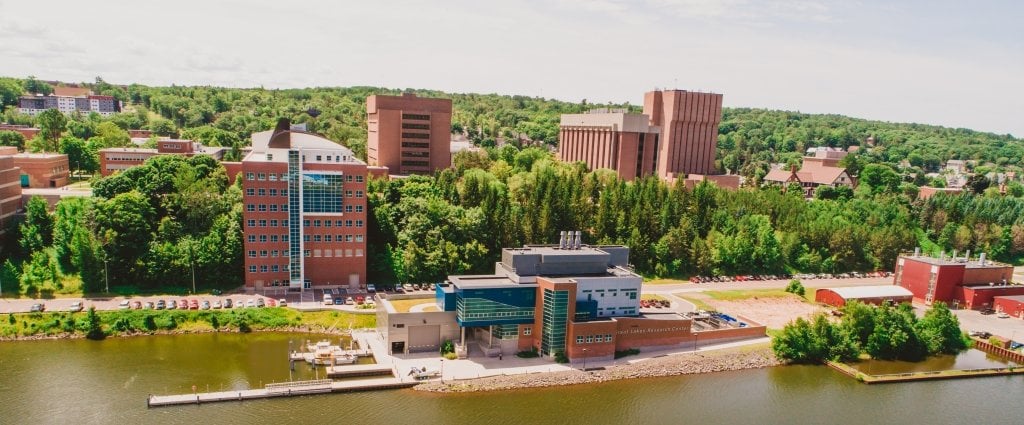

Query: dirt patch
[704,297,826,329]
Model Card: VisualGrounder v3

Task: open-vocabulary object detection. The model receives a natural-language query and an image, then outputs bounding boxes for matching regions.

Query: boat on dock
[291,340,362,366]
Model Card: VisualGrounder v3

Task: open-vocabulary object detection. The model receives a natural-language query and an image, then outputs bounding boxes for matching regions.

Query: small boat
[407,366,440,380]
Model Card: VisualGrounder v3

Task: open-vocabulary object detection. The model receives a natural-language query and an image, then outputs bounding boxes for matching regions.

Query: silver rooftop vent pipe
[574,231,582,249]
[559,231,567,249]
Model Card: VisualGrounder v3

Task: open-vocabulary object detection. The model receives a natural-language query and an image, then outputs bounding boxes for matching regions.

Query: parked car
[324,293,333,305]
[68,301,84,313]
[969,331,992,338]
[155,300,166,310]
[143,301,154,310]
[355,296,365,305]
[981,309,996,315]
[255,298,265,308]
[367,284,376,293]
[429,283,436,290]
[267,299,277,307]
[30,303,45,313]
[402,283,414,292]
[223,298,233,308]
[118,300,131,310]
[179,299,190,310]
[346,296,354,305]
[212,300,222,309]
[130,301,142,310]
[278,298,287,307]
[168,300,178,309]
[189,299,199,310]
[246,299,256,308]
[334,295,346,306]
[997,312,1010,319]
[200,300,211,310]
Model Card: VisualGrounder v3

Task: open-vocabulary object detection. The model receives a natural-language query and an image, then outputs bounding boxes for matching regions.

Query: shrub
[614,348,641,359]
[443,352,458,360]
[516,347,540,358]
[237,319,251,333]
[143,315,157,331]
[84,307,105,340]
[210,315,220,330]
[554,350,569,364]
[440,339,455,355]
[785,279,806,297]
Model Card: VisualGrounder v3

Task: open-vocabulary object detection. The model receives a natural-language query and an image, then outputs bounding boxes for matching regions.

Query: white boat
[407,366,440,380]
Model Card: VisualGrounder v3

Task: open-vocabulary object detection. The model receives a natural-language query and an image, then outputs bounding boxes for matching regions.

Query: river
[0,333,1021,424]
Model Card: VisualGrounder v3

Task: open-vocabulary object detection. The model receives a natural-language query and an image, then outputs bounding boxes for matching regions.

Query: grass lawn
[645,278,692,285]
[702,289,813,303]
[385,298,436,313]
[641,294,668,301]
[673,294,713,310]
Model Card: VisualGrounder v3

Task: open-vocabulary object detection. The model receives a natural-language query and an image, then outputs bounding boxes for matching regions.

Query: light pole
[582,348,588,372]
[440,359,444,383]
[104,258,109,294]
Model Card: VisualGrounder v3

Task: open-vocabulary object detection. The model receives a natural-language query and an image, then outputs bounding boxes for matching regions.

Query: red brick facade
[367,94,452,175]
[643,90,723,179]
[895,254,1016,308]
[0,153,21,235]
[12,153,69,188]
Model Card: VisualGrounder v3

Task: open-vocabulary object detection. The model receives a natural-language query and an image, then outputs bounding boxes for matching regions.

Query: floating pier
[147,378,417,408]
[326,364,395,378]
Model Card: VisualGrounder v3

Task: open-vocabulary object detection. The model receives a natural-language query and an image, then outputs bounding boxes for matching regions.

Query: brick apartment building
[366,93,452,175]
[0,124,40,140]
[894,251,1024,310]
[241,120,368,291]
[12,153,70,188]
[0,147,22,235]
[98,140,228,176]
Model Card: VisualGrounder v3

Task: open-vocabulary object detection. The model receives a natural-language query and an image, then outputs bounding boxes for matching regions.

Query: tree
[784,279,805,296]
[0,260,19,295]
[839,300,876,346]
[916,302,968,355]
[148,118,177,137]
[23,76,52,95]
[36,109,67,152]
[858,164,900,194]
[866,302,927,361]
[771,313,858,364]
[83,306,105,340]
[59,136,99,175]
[0,130,26,150]
[20,251,57,297]
[0,78,23,107]
[90,122,130,148]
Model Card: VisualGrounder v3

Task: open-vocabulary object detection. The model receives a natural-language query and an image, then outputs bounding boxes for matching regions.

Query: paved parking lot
[953,308,1024,342]
[0,294,279,314]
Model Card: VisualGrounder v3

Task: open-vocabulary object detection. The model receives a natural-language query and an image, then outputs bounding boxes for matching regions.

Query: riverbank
[415,344,781,393]
[0,309,375,341]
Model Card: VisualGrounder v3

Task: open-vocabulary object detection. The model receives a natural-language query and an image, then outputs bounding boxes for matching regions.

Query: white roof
[825,285,912,299]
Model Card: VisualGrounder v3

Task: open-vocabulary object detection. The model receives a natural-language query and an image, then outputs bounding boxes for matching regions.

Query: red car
[267,298,277,307]
[130,301,142,310]
[189,299,199,310]
[179,299,189,310]
[355,296,365,305]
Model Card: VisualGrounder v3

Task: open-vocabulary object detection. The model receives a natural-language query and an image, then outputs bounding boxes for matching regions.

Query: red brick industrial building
[993,295,1024,318]
[557,110,661,181]
[99,140,228,176]
[241,120,368,292]
[366,93,452,175]
[894,252,1023,309]
[0,124,40,140]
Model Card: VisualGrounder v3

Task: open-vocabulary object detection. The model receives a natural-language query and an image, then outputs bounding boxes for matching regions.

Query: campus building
[18,86,120,117]
[764,148,856,197]
[894,251,1024,310]
[366,93,452,175]
[0,124,40,140]
[378,233,766,361]
[0,147,22,236]
[642,90,723,178]
[98,140,229,176]
[12,153,70,188]
[241,119,368,291]
[814,285,914,308]
[558,110,662,181]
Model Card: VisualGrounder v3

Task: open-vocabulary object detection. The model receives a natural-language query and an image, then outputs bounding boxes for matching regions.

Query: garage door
[407,325,440,353]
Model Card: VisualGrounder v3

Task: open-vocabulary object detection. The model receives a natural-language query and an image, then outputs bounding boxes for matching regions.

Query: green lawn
[642,294,668,301]
[673,294,713,310]
[702,289,813,303]
[644,278,693,285]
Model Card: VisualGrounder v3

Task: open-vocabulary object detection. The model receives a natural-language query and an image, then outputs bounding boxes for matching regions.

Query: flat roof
[901,254,1010,269]
[994,295,1024,302]
[963,284,1023,291]
[824,285,913,299]
[447,275,527,289]
[508,245,623,257]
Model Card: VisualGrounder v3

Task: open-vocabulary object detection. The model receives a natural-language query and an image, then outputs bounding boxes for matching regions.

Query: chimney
[979,253,986,266]
[913,247,920,257]
[940,250,945,260]
[952,250,958,261]
[965,250,971,261]
[559,231,567,249]
[574,231,582,249]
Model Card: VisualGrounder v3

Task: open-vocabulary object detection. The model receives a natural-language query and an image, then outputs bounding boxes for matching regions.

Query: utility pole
[190,243,196,294]
[104,258,109,294]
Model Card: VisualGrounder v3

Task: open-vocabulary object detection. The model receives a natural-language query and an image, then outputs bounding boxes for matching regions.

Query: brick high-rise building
[557,110,661,181]
[642,90,723,179]
[366,93,452,175]
[0,147,22,236]
[241,120,368,291]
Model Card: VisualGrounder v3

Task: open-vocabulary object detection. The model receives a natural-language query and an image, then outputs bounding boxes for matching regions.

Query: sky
[1,0,1021,136]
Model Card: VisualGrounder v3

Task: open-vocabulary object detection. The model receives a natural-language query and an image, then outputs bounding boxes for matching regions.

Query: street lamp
[440,359,444,383]
[104,258,109,294]
[582,348,588,372]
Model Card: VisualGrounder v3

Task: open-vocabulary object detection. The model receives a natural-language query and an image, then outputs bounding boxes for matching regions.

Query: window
[247,235,256,242]
[248,250,256,258]
[258,173,266,181]
[281,204,288,211]
[402,113,430,120]
[316,155,322,161]
[269,189,277,196]
[356,190,363,198]
[325,220,332,228]
[246,188,255,196]
[270,235,278,242]
[355,220,363,227]
[259,265,268,273]
[270,220,278,227]
[258,188,266,196]
[247,220,256,227]
[304,220,310,227]
[246,172,255,181]
[324,235,332,242]
[249,266,257,273]
[281,189,288,196]
[345,205,353,213]
[271,250,278,257]
[355,206,363,213]
[259,235,267,242]
[314,235,322,242]
[303,174,344,213]
[335,220,344,227]
[258,220,267,227]
[258,204,267,212]
[282,220,289,227]
[576,336,584,344]
[355,249,363,257]
[260,250,268,257]
[304,235,311,242]
[523,327,532,336]
[271,265,279,272]
[356,175,364,183]
[282,235,289,242]
[345,220,353,227]
[314,220,321,227]
[268,173,277,181]
[269,205,278,212]
[354,235,361,242]
[304,250,311,257]
[345,190,353,198]
[345,175,353,182]
[605,335,612,342]
[246,204,255,212]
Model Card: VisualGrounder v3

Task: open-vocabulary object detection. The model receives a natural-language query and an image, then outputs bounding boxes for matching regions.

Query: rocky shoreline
[415,346,781,393]
[0,325,352,342]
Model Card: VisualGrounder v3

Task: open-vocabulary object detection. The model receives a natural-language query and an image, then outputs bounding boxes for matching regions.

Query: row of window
[245,219,364,228]
[402,113,430,120]
[400,142,429,149]
[303,219,364,227]
[576,334,613,344]
[249,264,287,273]
[401,132,431,139]
[401,160,429,167]
[245,172,365,183]
[401,123,430,130]
[460,310,534,319]
[247,234,364,243]
[248,247,364,258]
[247,204,364,213]
[246,188,288,197]
[581,288,638,300]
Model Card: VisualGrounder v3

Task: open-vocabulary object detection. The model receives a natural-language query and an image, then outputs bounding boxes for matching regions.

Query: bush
[237,319,251,333]
[516,347,540,358]
[440,339,455,355]
[210,315,220,330]
[785,279,806,297]
[443,352,458,360]
[554,350,569,364]
[614,348,640,359]
[84,307,105,340]
[143,315,157,331]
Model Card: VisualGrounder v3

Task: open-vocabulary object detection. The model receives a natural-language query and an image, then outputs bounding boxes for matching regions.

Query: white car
[997,312,1010,319]
[118,300,131,310]
[68,302,84,312]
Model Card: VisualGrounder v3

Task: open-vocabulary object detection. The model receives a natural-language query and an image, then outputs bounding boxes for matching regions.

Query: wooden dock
[327,364,394,378]
[147,378,416,408]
